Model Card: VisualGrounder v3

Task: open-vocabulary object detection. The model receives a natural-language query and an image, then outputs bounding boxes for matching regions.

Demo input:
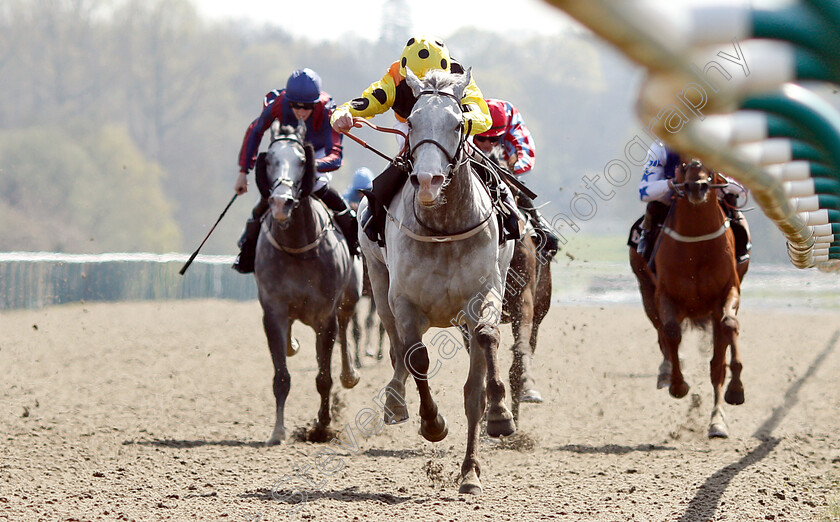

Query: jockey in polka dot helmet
[329,37,507,247]
[330,36,491,136]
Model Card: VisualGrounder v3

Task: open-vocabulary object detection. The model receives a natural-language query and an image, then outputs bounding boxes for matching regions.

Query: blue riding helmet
[343,167,374,204]
[285,68,322,104]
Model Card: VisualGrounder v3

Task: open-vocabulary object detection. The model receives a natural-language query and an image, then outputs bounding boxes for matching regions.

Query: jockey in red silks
[330,36,523,246]
[471,98,559,259]
[232,68,358,273]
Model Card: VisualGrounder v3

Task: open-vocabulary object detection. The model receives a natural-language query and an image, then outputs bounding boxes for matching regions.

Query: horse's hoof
[669,381,689,399]
[459,470,482,495]
[725,389,745,405]
[708,423,729,438]
[520,389,543,404]
[384,408,409,425]
[420,413,448,442]
[341,370,360,389]
[266,430,286,446]
[287,337,300,357]
[487,405,516,438]
[354,358,362,369]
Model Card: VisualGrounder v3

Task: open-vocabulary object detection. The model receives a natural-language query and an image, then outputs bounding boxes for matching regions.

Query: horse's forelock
[422,69,462,92]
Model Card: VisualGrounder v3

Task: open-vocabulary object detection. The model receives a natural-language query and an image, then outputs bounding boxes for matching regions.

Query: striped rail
[545,0,840,271]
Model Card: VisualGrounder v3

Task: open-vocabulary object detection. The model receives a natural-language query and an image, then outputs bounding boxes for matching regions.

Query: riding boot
[314,185,359,256]
[232,198,269,274]
[517,193,559,260]
[362,163,408,246]
[638,200,670,271]
[723,195,751,263]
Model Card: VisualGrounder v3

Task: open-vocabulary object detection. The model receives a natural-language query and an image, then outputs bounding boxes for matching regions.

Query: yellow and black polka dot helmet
[399,37,451,79]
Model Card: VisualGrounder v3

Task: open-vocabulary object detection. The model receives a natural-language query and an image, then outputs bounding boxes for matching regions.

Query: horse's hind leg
[631,249,670,388]
[314,316,338,429]
[366,258,410,424]
[364,299,377,358]
[261,304,291,445]
[338,301,361,388]
[351,310,362,369]
[478,323,515,438]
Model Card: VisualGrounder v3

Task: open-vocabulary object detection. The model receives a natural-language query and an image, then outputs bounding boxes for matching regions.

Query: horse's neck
[670,197,726,236]
[271,198,324,245]
[411,163,487,232]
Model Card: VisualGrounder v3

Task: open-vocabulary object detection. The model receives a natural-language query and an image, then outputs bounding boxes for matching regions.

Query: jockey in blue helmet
[233,68,359,273]
[343,167,374,209]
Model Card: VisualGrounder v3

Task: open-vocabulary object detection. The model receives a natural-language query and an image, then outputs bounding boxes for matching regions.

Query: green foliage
[0,125,179,252]
[0,0,797,262]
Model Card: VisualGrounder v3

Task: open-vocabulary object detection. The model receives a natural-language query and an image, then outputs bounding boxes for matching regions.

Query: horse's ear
[453,67,472,99]
[270,119,281,141]
[404,67,424,97]
[296,119,307,142]
[300,143,316,198]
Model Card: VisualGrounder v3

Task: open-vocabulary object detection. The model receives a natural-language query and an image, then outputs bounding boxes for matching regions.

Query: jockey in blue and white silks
[636,141,751,264]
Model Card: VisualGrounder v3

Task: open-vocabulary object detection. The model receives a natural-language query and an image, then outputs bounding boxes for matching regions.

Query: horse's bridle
[405,90,468,185]
[670,164,730,199]
[266,135,306,208]
[661,165,733,243]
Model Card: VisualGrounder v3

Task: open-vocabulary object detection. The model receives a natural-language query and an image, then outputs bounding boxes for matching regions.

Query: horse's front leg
[709,312,729,438]
[261,302,291,445]
[723,286,744,406]
[460,321,488,495]
[395,298,447,443]
[709,284,742,439]
[657,294,688,399]
[314,315,338,430]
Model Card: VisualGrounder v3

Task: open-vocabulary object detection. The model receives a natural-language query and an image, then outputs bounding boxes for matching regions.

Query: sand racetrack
[2,298,840,521]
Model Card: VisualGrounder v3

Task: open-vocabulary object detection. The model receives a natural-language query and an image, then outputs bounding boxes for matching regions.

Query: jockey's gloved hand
[723,192,738,208]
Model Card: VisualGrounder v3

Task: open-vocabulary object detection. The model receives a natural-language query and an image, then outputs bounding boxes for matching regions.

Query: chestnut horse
[484,148,552,422]
[629,159,749,438]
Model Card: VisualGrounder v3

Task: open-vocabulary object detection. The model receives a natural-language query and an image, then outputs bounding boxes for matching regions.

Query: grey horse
[359,68,515,494]
[255,121,362,445]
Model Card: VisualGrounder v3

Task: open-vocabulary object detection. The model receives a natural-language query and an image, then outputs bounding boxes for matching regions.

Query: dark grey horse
[255,121,361,445]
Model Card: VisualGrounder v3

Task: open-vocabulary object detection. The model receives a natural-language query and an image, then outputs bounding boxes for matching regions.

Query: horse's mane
[422,69,463,91]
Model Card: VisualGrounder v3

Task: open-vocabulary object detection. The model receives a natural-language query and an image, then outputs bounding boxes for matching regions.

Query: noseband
[405,90,467,185]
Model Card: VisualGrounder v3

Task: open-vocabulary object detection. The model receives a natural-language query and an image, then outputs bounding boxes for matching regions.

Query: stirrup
[232,253,254,274]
